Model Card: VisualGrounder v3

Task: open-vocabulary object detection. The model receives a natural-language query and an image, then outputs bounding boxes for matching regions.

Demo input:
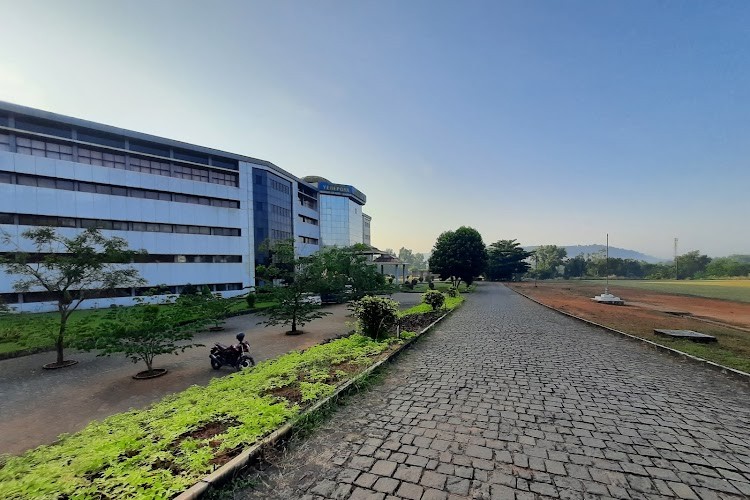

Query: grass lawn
[0,296,277,358]
[582,279,750,303]
[399,295,464,316]
[402,282,476,294]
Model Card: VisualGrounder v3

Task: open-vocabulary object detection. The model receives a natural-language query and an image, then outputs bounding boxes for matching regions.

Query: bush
[418,276,424,282]
[245,293,256,309]
[422,290,445,310]
[350,296,399,340]
[403,281,414,290]
[445,287,458,298]
[411,278,418,286]
[428,281,435,290]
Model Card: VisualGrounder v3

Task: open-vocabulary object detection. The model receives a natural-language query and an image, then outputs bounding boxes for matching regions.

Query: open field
[582,278,750,303]
[507,281,750,373]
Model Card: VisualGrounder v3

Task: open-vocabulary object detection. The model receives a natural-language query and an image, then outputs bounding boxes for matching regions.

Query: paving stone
[373,477,400,494]
[396,482,424,500]
[233,285,750,500]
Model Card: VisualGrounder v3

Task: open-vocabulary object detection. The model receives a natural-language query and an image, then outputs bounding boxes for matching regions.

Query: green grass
[399,295,464,316]
[661,339,750,373]
[0,297,279,358]
[582,279,750,303]
[0,334,393,500]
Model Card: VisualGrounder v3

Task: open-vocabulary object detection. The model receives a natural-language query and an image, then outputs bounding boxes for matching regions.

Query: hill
[524,245,665,263]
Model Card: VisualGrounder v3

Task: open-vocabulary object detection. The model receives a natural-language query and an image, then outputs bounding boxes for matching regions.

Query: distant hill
[524,245,666,263]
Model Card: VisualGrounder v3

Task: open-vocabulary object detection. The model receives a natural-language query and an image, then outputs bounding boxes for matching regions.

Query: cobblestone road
[239,283,750,500]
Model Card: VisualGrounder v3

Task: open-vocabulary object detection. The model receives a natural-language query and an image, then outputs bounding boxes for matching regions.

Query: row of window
[0,133,239,186]
[299,197,318,210]
[299,236,319,245]
[0,212,241,236]
[0,252,242,265]
[271,204,291,218]
[298,214,319,226]
[0,282,243,304]
[0,171,240,209]
[270,178,291,194]
[270,229,293,240]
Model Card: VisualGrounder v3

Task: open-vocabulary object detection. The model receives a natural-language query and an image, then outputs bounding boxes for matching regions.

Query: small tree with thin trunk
[0,227,145,368]
[76,294,205,378]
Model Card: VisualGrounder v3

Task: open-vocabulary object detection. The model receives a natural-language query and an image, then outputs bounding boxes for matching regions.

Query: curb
[174,303,461,499]
[508,286,750,383]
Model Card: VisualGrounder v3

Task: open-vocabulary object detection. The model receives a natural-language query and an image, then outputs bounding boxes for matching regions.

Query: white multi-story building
[0,102,371,312]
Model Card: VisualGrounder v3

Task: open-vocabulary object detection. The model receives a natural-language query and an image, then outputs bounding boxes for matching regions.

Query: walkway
[240,283,750,500]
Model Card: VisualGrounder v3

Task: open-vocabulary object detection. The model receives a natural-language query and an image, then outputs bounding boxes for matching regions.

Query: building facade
[0,101,369,311]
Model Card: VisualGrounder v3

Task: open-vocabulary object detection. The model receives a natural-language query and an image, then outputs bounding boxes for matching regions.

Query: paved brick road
[240,283,750,500]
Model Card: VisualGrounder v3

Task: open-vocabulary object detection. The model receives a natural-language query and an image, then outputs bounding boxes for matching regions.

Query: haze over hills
[524,245,666,264]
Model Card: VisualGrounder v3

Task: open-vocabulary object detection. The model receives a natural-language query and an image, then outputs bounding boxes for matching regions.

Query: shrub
[418,276,424,282]
[445,287,458,298]
[411,278,418,286]
[428,281,435,290]
[403,281,414,290]
[422,290,445,310]
[350,296,399,340]
[245,292,256,309]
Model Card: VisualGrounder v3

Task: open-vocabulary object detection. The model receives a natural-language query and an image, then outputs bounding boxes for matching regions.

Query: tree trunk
[291,315,297,333]
[56,308,67,365]
[145,355,153,372]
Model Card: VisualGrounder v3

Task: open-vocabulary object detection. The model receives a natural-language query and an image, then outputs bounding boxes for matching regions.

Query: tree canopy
[531,245,567,280]
[428,227,487,287]
[486,240,532,281]
[0,227,144,367]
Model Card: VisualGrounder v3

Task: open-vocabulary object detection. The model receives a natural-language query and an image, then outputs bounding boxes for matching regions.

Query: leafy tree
[486,239,532,281]
[428,227,487,288]
[398,247,428,273]
[675,250,711,279]
[563,255,588,279]
[255,238,296,284]
[531,245,567,280]
[0,227,145,368]
[305,245,388,301]
[194,286,233,329]
[706,257,750,278]
[260,255,331,335]
[76,295,204,377]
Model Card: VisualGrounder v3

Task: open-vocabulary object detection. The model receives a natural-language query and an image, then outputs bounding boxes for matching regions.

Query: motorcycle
[209,332,255,370]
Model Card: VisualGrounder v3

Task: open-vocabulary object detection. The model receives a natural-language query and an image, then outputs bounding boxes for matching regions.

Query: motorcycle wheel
[238,356,255,370]
[210,359,222,370]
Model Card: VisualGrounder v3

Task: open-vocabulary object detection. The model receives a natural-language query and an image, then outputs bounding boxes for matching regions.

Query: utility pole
[674,237,679,280]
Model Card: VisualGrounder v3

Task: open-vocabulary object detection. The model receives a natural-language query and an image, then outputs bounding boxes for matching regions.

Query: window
[17,175,37,187]
[111,186,127,196]
[132,222,146,231]
[59,217,76,228]
[0,213,14,224]
[299,236,319,245]
[79,182,97,193]
[78,147,126,169]
[95,185,112,195]
[112,221,128,230]
[57,179,75,191]
[38,177,56,189]
[174,225,189,234]
[0,133,10,152]
[0,172,12,184]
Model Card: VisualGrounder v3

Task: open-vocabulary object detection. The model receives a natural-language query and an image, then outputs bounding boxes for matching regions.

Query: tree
[563,255,588,279]
[260,256,331,335]
[194,286,233,330]
[675,250,711,279]
[486,240,532,281]
[255,238,296,284]
[76,295,204,378]
[428,227,487,288]
[305,245,389,301]
[531,245,567,280]
[706,257,750,278]
[0,227,145,368]
[398,247,428,273]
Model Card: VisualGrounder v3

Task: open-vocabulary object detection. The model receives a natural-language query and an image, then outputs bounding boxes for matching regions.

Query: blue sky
[1,1,748,258]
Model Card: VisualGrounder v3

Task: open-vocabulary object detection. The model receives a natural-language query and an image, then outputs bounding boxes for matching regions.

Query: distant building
[0,101,372,311]
[302,176,370,248]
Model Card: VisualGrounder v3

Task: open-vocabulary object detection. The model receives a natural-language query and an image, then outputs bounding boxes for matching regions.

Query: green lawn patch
[399,295,464,316]
[0,334,392,499]
[582,279,750,303]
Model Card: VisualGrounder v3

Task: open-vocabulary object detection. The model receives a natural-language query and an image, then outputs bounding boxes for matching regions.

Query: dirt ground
[506,281,750,370]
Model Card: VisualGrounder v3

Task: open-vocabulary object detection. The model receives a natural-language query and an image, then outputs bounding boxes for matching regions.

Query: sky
[0,1,748,259]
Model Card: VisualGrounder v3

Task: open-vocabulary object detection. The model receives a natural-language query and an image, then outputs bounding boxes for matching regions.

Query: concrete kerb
[174,302,462,500]
[508,285,750,383]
